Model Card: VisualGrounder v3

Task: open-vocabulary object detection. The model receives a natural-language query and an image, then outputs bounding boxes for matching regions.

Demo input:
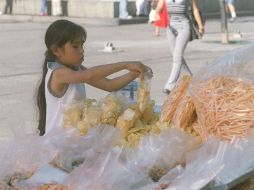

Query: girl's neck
[56,60,79,71]
[50,60,79,71]
[64,63,79,71]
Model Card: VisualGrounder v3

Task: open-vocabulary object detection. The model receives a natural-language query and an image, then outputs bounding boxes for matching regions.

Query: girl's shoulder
[48,62,81,72]
[48,61,64,71]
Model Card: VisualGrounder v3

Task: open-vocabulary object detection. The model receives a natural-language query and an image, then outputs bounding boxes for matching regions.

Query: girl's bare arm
[50,61,150,95]
[86,72,139,92]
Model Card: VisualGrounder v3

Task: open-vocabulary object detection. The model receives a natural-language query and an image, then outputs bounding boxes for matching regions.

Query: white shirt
[45,62,86,135]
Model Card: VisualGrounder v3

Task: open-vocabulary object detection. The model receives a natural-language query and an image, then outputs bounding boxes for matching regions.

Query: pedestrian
[61,0,68,16]
[136,0,148,16]
[150,0,168,36]
[119,0,133,19]
[225,0,237,22]
[36,19,152,136]
[155,0,204,94]
[51,0,61,16]
[4,0,13,14]
[46,0,52,16]
[41,0,47,16]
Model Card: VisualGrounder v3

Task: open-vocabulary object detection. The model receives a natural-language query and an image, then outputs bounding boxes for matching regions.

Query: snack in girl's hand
[137,77,151,113]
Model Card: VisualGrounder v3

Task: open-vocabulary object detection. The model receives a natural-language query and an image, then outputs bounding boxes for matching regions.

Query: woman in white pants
[155,0,204,94]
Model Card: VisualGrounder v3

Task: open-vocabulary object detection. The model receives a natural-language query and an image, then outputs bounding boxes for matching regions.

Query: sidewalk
[0,14,148,26]
[0,16,254,134]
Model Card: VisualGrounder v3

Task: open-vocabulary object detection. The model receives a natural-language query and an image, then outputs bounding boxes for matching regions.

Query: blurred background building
[0,0,254,18]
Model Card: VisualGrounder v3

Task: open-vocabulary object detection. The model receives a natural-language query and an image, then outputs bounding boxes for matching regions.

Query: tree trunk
[219,0,229,44]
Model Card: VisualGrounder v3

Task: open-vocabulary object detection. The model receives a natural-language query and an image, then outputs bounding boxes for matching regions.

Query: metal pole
[219,0,229,44]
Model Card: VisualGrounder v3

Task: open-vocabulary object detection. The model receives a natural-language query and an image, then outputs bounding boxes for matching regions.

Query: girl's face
[56,37,85,67]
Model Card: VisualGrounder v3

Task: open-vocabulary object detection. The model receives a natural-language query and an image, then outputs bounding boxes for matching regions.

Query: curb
[0,14,149,26]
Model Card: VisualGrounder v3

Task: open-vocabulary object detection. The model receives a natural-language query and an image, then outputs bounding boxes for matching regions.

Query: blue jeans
[119,0,129,18]
[41,0,46,15]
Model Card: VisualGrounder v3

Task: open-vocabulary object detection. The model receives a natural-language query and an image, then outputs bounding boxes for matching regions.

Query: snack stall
[1,45,254,190]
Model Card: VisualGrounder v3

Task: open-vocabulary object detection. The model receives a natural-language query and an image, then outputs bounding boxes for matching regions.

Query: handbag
[149,9,156,23]
[187,0,202,41]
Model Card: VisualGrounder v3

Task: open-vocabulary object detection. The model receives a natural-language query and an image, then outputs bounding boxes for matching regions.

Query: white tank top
[45,62,86,135]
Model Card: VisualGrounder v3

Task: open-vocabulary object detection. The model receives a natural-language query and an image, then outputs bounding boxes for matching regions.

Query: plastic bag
[214,137,254,188]
[189,44,254,141]
[99,93,127,126]
[125,127,201,182]
[0,126,57,188]
[149,9,156,23]
[63,100,87,129]
[155,137,225,190]
[137,71,152,113]
[65,147,150,190]
[48,125,122,172]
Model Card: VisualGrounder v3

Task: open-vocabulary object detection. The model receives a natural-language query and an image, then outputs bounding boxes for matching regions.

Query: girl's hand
[126,62,153,79]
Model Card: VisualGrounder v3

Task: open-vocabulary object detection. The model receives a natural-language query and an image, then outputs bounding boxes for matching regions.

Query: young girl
[37,19,152,136]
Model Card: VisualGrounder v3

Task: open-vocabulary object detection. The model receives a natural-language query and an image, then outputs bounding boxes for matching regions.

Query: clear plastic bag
[155,137,226,190]
[189,44,254,141]
[48,125,122,172]
[214,137,254,188]
[0,126,57,188]
[99,93,127,126]
[65,147,150,190]
[125,127,201,182]
[137,71,152,113]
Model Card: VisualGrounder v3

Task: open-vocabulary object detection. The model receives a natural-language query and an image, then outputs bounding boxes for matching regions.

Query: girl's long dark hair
[37,20,87,135]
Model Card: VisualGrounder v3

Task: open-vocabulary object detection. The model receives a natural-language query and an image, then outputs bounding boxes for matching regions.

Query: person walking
[4,0,13,14]
[61,0,68,16]
[119,0,133,19]
[225,0,237,22]
[151,0,168,36]
[155,0,204,94]
[41,0,47,15]
[136,0,148,16]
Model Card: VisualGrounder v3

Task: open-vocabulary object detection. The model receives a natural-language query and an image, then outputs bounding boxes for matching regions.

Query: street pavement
[0,16,254,135]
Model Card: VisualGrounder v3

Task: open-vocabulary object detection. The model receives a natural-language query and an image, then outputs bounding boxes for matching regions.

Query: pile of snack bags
[1,44,254,190]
